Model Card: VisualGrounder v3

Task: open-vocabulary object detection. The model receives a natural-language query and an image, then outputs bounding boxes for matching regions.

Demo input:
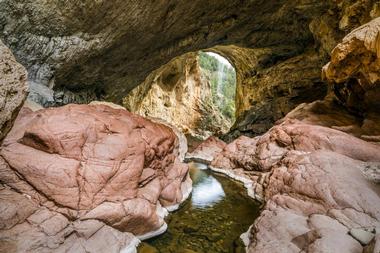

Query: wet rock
[0,103,191,252]
[182,250,198,253]
[0,40,27,143]
[138,242,159,253]
[207,232,223,242]
[183,224,200,234]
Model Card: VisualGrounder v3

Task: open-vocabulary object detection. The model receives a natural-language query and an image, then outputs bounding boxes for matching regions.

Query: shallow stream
[138,162,261,253]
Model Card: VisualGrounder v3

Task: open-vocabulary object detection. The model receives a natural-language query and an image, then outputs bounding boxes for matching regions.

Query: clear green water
[138,162,261,253]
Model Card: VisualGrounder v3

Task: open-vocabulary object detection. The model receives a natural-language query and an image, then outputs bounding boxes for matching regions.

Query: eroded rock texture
[1,0,378,135]
[123,53,229,139]
[1,0,324,101]
[195,20,380,252]
[0,103,191,252]
[185,136,226,165]
[218,1,379,139]
[0,40,27,143]
[323,17,380,115]
[210,99,380,253]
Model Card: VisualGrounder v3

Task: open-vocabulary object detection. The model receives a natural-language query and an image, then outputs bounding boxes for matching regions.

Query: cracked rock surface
[209,98,380,253]
[0,103,191,252]
[193,19,380,252]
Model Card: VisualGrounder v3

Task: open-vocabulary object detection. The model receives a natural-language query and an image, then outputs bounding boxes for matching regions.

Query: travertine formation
[1,0,378,135]
[123,53,229,139]
[323,17,380,115]
[0,2,380,253]
[0,40,27,143]
[0,103,191,252]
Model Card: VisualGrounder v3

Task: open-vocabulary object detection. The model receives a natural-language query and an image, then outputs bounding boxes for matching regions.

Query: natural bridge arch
[2,1,375,137]
[1,0,352,133]
[123,49,238,140]
[0,2,380,253]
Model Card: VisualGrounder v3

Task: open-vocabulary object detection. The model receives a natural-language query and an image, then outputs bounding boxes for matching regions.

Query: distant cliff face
[123,53,230,139]
[0,0,379,137]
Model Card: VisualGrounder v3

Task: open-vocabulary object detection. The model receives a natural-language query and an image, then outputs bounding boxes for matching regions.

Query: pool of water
[138,162,261,253]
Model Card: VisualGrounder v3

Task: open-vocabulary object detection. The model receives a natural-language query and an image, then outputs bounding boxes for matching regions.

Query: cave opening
[121,49,260,253]
[198,51,237,130]
[123,49,237,149]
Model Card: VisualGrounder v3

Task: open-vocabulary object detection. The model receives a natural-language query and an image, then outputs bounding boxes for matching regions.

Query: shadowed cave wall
[0,0,379,138]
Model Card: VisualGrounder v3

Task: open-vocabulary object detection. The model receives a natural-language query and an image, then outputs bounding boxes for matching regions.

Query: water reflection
[191,163,225,208]
[140,162,261,253]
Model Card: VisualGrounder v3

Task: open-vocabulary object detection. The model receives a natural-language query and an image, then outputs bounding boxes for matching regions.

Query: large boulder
[0,40,27,143]
[212,19,380,247]
[0,103,192,252]
[323,17,380,114]
[210,99,380,252]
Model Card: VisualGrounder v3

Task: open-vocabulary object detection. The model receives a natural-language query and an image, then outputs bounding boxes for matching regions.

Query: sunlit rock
[123,53,231,139]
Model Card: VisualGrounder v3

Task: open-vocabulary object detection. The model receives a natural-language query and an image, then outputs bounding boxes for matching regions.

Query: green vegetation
[198,51,236,122]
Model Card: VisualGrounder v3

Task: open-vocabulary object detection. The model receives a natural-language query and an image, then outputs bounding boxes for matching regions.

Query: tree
[198,52,236,123]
